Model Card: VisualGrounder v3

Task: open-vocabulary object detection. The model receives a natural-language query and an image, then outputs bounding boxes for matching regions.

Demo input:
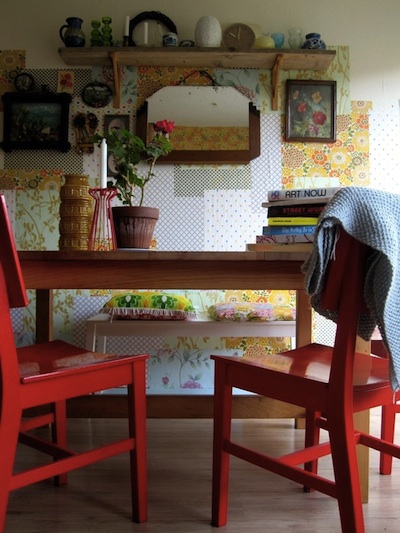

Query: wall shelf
[59,46,336,109]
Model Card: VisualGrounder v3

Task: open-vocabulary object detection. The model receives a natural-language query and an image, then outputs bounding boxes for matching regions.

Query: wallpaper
[1,45,372,392]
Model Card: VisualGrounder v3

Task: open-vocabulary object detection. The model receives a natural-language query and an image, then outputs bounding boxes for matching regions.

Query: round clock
[14,72,35,92]
[222,23,256,50]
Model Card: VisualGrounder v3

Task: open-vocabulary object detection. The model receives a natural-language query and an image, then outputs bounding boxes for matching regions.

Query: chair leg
[52,400,68,486]
[303,409,321,491]
[211,363,233,528]
[0,411,21,531]
[380,402,397,475]
[329,412,365,533]
[128,360,148,523]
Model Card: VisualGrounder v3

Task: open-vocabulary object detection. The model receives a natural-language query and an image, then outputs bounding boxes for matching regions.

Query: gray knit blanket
[302,186,400,391]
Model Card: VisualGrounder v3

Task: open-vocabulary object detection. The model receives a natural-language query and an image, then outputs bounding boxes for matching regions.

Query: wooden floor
[5,408,400,532]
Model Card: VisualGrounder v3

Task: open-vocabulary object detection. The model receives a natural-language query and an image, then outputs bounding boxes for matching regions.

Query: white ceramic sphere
[195,16,222,47]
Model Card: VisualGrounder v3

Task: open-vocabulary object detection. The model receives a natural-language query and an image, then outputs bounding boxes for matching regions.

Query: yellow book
[267,217,319,226]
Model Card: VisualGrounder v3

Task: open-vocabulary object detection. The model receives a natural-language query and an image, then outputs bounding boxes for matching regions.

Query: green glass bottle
[101,16,113,46]
[90,20,102,47]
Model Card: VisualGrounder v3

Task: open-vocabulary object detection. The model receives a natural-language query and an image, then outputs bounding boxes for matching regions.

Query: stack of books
[247,186,341,251]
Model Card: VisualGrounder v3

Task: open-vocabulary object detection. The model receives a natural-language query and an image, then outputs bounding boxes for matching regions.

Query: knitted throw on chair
[302,186,400,391]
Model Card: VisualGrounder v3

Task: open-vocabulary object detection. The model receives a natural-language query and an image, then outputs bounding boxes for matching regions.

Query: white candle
[143,21,149,45]
[124,15,130,37]
[100,138,107,188]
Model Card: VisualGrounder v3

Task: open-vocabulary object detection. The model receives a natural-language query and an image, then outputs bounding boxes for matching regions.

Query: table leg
[35,289,53,343]
[354,336,371,503]
[354,409,369,503]
[296,289,312,347]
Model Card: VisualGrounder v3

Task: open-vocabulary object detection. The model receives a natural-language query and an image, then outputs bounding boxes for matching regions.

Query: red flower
[312,111,327,125]
[154,119,175,134]
[296,102,307,113]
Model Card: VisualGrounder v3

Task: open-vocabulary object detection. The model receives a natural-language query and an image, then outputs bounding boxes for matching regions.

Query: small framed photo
[285,80,336,143]
[104,114,129,134]
[1,92,71,152]
[104,114,129,176]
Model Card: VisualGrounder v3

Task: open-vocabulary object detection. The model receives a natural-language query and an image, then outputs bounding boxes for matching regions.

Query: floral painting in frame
[285,80,336,143]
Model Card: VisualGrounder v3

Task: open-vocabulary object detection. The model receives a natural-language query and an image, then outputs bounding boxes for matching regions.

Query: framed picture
[285,80,336,143]
[1,92,71,152]
[104,114,130,176]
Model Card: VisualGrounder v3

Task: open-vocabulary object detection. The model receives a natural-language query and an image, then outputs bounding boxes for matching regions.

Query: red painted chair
[371,337,400,474]
[211,230,400,533]
[0,194,148,530]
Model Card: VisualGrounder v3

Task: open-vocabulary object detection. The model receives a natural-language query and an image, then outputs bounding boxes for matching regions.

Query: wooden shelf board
[58,46,336,71]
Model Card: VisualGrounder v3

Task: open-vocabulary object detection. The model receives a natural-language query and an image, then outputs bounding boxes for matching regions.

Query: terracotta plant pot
[112,206,159,249]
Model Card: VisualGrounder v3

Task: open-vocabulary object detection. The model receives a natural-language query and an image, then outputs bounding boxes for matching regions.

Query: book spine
[267,204,326,218]
[267,187,341,202]
[262,197,332,208]
[256,234,314,244]
[262,225,315,235]
[247,243,313,252]
[267,217,319,226]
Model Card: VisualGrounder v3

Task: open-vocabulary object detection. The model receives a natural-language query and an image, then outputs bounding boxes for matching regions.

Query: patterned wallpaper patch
[281,102,370,188]
[170,126,249,151]
[174,165,251,197]
[0,50,25,110]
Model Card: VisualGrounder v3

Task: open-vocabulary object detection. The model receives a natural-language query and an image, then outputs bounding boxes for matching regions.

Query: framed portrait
[285,80,336,143]
[104,114,130,176]
[1,92,71,152]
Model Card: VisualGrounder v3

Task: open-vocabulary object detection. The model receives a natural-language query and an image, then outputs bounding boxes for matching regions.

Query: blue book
[262,225,316,235]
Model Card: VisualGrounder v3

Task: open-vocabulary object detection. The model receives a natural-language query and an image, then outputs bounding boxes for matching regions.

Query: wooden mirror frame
[136,100,260,165]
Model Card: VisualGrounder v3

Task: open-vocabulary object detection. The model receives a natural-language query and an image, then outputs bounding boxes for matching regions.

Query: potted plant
[92,120,174,248]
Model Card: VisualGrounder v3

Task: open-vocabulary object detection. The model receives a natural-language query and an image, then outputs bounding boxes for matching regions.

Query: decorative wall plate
[128,11,177,46]
[14,72,35,92]
[81,82,112,108]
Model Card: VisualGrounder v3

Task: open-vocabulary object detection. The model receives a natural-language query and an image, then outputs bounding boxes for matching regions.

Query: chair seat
[221,343,389,387]
[214,344,391,415]
[18,340,144,382]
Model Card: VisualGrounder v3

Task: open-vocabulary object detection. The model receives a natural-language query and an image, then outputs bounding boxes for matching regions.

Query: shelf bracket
[271,54,284,111]
[110,52,122,109]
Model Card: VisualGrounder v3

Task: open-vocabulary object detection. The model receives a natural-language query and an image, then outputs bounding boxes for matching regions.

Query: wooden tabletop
[18,249,311,290]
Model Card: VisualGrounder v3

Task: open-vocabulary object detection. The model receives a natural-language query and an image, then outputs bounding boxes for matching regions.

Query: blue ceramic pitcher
[60,17,85,47]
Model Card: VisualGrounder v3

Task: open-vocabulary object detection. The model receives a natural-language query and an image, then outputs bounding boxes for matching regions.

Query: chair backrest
[0,194,28,415]
[318,229,370,399]
[0,195,28,309]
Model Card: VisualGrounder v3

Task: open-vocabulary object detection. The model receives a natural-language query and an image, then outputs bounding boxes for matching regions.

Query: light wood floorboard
[5,408,400,532]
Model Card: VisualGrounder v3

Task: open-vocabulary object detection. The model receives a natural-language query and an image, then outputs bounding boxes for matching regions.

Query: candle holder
[88,187,117,251]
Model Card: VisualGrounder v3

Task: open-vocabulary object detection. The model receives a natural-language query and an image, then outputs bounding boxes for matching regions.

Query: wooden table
[18,248,370,501]
[18,248,312,419]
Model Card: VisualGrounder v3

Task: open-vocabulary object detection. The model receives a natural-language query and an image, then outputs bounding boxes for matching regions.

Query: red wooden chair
[371,337,400,474]
[211,229,400,533]
[0,194,148,530]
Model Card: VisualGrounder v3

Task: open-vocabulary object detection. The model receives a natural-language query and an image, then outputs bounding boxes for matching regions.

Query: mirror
[136,86,260,164]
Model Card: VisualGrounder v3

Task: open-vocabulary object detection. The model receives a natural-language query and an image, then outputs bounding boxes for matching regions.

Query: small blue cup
[163,32,178,46]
